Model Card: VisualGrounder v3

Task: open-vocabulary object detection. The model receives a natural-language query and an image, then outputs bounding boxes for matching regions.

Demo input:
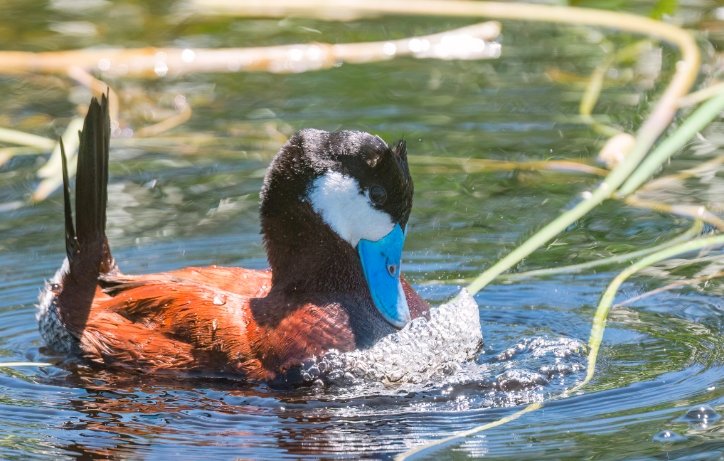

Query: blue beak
[357,224,411,328]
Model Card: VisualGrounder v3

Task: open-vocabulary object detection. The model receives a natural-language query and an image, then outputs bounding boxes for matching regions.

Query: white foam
[299,289,483,387]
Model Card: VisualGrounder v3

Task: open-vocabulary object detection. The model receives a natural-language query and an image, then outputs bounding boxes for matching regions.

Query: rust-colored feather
[56,268,427,381]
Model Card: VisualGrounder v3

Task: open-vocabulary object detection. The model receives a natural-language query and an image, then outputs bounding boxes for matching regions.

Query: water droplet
[212,295,226,306]
[652,430,687,443]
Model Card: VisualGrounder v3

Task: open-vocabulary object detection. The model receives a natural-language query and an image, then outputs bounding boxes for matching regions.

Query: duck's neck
[261,206,367,296]
[259,207,399,349]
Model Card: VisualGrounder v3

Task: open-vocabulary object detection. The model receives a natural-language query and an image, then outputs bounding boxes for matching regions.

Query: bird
[37,95,429,385]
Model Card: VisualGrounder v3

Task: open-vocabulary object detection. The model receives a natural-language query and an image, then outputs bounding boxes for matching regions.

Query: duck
[37,95,430,385]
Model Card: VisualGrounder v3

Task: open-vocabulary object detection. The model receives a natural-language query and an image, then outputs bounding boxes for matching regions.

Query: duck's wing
[80,274,272,380]
[100,266,272,298]
[164,266,273,298]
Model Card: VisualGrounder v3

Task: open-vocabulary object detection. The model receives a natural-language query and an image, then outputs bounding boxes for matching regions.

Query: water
[1,1,723,459]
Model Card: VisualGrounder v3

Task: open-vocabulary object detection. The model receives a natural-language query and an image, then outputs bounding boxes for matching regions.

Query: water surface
[0,1,722,459]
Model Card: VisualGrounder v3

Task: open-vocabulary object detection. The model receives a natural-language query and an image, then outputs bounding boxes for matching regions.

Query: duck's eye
[368,185,387,206]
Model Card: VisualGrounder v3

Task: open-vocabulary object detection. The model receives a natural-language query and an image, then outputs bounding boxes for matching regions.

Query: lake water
[0,1,722,459]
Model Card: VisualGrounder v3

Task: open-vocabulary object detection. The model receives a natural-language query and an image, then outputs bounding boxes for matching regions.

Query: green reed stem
[570,233,724,392]
[617,89,724,197]
[501,220,703,280]
[397,402,543,460]
[399,233,724,461]
[466,138,655,295]
[466,68,707,295]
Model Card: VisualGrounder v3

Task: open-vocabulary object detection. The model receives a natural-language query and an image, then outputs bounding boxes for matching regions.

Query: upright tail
[61,94,114,275]
[38,95,116,350]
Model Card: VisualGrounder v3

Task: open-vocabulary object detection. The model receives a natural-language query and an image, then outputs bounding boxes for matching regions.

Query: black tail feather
[62,93,114,275]
[60,139,78,261]
[74,94,110,252]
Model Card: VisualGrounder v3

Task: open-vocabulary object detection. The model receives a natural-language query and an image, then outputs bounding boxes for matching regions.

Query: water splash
[299,289,483,387]
[297,289,587,406]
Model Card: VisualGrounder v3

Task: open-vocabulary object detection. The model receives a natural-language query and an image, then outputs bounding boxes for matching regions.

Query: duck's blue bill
[357,224,411,328]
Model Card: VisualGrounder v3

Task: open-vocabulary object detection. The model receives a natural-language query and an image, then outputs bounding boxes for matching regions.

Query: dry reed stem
[624,196,724,230]
[410,155,608,176]
[67,67,120,122]
[677,81,724,107]
[0,127,55,150]
[613,270,724,307]
[636,155,724,195]
[0,21,500,77]
[189,1,701,149]
[134,96,193,138]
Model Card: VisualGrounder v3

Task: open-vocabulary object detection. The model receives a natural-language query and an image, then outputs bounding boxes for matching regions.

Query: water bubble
[652,430,687,443]
[306,365,320,379]
[681,404,720,426]
[495,369,548,391]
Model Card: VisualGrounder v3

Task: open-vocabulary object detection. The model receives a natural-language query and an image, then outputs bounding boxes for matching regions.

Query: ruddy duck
[38,95,429,384]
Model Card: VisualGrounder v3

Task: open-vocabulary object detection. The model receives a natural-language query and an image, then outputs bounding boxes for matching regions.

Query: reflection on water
[1,0,723,459]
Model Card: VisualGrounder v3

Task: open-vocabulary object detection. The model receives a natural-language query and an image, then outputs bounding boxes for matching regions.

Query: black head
[259,129,413,291]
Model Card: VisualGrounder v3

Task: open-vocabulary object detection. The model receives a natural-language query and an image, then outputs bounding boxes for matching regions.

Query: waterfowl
[38,95,429,384]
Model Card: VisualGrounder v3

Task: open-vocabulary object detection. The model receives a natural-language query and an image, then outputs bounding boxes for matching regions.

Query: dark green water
[0,1,722,459]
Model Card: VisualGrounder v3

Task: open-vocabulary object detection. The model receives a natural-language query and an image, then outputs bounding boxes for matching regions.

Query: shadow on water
[0,0,722,459]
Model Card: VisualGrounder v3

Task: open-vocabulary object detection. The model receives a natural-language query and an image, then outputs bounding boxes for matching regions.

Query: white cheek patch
[308,171,394,247]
